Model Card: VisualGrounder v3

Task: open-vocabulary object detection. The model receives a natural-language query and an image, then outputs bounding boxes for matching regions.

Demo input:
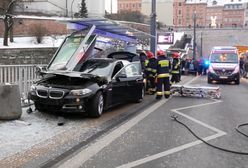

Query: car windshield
[210,53,238,63]
[79,60,113,76]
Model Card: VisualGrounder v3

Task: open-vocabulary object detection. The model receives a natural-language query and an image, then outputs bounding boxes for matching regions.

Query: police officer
[156,50,171,99]
[145,51,157,95]
[171,52,181,84]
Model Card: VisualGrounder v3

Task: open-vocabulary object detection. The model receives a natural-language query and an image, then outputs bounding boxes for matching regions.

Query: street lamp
[66,0,68,17]
[71,0,76,18]
[193,10,196,61]
[110,0,113,14]
[150,0,157,56]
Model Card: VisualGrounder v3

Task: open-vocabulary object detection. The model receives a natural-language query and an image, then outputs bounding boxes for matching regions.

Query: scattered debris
[57,116,65,126]
[14,120,32,126]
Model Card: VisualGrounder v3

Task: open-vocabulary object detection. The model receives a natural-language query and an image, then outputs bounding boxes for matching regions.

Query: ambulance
[208,46,240,84]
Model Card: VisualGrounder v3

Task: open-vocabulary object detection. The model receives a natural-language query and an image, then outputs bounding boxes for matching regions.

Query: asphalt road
[1,75,248,168]
[55,76,248,168]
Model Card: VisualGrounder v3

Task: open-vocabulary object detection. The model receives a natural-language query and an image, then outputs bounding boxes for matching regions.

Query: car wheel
[89,91,104,118]
[34,102,47,112]
[235,79,240,85]
[207,77,212,84]
[135,86,145,103]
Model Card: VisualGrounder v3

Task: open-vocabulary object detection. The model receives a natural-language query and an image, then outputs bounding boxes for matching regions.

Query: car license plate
[220,76,228,79]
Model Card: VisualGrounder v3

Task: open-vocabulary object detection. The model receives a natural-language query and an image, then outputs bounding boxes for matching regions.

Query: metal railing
[0,65,44,99]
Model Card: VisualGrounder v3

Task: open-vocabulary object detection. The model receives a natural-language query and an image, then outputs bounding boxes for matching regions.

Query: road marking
[117,132,225,168]
[117,99,226,168]
[58,99,169,168]
[57,76,200,168]
[172,100,225,134]
[184,75,200,86]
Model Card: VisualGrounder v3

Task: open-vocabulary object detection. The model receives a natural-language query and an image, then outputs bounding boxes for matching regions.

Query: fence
[0,65,44,99]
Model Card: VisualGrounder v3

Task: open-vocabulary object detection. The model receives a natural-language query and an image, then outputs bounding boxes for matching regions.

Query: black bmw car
[28,33,144,118]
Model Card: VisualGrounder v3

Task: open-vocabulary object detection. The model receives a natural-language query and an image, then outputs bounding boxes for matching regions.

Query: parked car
[28,32,144,118]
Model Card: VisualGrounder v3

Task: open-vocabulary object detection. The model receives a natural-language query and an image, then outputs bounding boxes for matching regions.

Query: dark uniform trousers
[171,59,181,84]
[145,58,157,94]
[156,58,171,99]
[156,75,170,99]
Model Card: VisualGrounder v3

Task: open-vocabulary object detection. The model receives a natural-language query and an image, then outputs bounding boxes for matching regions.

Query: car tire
[34,102,47,112]
[89,91,104,118]
[135,86,145,103]
[235,79,240,85]
[207,77,212,84]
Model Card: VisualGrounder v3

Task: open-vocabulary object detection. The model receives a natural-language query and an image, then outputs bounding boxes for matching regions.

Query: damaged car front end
[29,27,144,118]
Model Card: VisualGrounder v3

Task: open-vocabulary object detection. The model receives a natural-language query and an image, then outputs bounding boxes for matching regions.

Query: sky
[105,0,118,13]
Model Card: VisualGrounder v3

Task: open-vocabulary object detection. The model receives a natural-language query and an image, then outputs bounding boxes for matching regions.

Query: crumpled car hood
[38,71,108,89]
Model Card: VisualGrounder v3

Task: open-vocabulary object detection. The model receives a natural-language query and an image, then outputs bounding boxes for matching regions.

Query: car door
[124,62,144,101]
[112,62,143,103]
[111,63,129,105]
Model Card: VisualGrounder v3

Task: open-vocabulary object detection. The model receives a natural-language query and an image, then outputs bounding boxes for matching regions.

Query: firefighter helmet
[146,51,154,59]
[157,50,165,56]
[172,52,180,58]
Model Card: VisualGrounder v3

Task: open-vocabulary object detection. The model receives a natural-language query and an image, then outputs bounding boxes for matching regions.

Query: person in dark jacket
[156,50,171,99]
[170,52,181,84]
[145,51,157,95]
[139,51,147,73]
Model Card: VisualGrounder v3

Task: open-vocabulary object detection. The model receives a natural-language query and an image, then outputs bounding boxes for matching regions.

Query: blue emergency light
[204,60,210,68]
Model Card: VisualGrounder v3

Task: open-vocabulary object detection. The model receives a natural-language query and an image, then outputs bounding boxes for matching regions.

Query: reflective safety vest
[171,58,181,74]
[157,56,171,78]
[145,58,157,77]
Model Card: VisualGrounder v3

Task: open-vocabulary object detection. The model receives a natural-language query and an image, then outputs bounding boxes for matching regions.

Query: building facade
[173,0,248,28]
[173,0,185,27]
[141,0,174,26]
[223,3,245,27]
[118,0,142,12]
[16,0,105,17]
[206,6,223,28]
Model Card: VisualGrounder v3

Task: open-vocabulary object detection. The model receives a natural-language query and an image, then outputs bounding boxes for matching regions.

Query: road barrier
[0,65,44,99]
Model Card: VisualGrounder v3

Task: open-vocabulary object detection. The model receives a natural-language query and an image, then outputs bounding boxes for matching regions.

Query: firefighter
[156,50,171,99]
[145,51,157,95]
[139,50,147,73]
[171,52,181,84]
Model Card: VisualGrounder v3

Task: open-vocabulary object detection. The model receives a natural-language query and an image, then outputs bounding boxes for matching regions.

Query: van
[208,46,240,84]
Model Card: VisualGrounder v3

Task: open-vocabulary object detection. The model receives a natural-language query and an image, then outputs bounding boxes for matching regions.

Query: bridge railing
[0,65,44,99]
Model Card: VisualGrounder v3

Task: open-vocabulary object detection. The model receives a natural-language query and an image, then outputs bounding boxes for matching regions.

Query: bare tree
[1,0,20,46]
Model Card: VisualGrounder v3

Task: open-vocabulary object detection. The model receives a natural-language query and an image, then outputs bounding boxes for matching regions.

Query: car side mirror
[116,74,127,81]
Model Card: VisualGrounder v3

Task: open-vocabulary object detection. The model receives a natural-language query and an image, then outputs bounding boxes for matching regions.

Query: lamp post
[193,10,196,61]
[150,0,157,56]
[66,0,68,17]
[71,0,75,18]
[110,0,113,14]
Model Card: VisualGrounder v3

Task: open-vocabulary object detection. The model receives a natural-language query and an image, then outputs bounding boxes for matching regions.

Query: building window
[179,2,182,6]
[178,10,181,15]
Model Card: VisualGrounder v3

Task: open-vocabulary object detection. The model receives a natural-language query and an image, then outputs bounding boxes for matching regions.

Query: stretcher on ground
[171,85,221,99]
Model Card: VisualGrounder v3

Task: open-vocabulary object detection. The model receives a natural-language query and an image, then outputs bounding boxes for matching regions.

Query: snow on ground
[0,36,66,49]
[0,106,92,160]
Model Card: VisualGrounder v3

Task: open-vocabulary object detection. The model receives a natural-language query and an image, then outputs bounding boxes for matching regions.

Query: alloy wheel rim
[98,94,104,115]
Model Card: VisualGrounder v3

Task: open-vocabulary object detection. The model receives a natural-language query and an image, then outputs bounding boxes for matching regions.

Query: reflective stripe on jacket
[157,56,170,77]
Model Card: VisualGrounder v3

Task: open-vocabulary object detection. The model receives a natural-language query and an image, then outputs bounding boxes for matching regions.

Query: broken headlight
[69,88,92,96]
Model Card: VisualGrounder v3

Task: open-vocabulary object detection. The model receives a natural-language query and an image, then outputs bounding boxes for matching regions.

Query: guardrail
[0,65,44,99]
